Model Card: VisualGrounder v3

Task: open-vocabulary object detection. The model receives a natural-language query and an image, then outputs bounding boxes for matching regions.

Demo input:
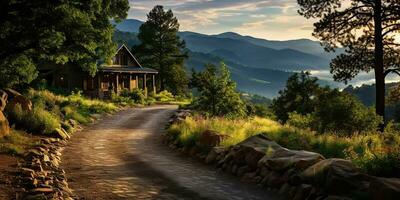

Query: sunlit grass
[0,130,39,156]
[168,115,400,176]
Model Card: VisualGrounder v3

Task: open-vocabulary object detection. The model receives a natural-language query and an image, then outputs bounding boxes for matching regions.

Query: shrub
[152,90,175,102]
[120,89,146,104]
[287,112,315,130]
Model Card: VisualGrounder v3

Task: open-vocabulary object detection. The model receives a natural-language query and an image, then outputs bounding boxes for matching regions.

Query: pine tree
[191,62,246,117]
[298,0,400,126]
[133,5,188,95]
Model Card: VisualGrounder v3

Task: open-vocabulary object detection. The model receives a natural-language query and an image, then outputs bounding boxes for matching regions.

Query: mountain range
[112,19,342,97]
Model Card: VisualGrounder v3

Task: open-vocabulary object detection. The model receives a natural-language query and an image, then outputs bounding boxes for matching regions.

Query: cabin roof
[116,44,143,68]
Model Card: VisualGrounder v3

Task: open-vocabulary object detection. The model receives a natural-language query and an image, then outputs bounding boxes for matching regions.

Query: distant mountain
[186,51,293,97]
[111,19,342,97]
[111,19,143,33]
[214,32,344,59]
[179,32,330,71]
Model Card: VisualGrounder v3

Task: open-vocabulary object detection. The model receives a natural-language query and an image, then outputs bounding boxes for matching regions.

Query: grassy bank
[168,116,400,177]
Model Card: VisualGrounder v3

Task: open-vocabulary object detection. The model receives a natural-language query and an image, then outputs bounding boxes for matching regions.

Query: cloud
[127,0,315,40]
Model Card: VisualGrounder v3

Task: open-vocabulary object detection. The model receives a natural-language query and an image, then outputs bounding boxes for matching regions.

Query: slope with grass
[168,116,400,177]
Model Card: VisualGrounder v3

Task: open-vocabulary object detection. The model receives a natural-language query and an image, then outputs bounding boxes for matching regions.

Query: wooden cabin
[39,44,158,99]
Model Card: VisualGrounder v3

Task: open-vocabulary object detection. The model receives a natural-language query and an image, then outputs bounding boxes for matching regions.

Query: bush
[120,89,146,104]
[287,112,315,130]
[151,90,175,102]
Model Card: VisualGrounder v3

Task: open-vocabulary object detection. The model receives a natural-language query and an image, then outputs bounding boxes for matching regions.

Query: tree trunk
[374,0,385,130]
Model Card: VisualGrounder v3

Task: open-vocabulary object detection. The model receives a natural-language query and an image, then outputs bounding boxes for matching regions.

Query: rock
[4,88,32,112]
[198,130,228,147]
[20,168,36,178]
[298,158,373,196]
[293,184,313,200]
[30,187,54,193]
[23,194,47,200]
[235,135,283,169]
[0,89,7,111]
[0,110,10,137]
[369,177,400,200]
[205,147,226,164]
[53,128,69,140]
[259,148,325,172]
[323,196,352,200]
[237,165,250,177]
[266,171,286,188]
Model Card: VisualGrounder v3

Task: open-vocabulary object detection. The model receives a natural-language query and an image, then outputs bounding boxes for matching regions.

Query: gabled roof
[116,44,143,68]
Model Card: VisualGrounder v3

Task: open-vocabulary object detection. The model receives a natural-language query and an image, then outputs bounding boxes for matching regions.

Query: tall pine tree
[133,5,188,95]
[298,0,400,127]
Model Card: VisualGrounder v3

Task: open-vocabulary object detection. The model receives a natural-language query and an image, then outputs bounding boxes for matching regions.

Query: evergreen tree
[0,0,129,88]
[133,5,188,95]
[298,0,400,126]
[271,72,320,123]
[191,62,246,117]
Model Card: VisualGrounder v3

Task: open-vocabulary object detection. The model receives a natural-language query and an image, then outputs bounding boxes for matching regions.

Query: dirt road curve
[61,105,281,200]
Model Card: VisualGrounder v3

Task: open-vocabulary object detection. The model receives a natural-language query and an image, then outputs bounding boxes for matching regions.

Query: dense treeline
[0,0,130,88]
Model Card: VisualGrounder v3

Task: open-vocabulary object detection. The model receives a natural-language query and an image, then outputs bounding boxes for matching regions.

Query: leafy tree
[133,5,188,95]
[191,62,246,117]
[313,88,382,134]
[0,0,129,88]
[298,0,400,125]
[270,72,320,122]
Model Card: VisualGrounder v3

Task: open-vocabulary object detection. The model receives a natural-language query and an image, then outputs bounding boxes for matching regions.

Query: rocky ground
[60,105,280,200]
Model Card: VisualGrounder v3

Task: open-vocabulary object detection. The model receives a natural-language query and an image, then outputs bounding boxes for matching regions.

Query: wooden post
[121,74,125,89]
[115,73,119,94]
[129,73,132,91]
[135,75,139,89]
[97,73,102,98]
[143,74,147,97]
[152,74,156,94]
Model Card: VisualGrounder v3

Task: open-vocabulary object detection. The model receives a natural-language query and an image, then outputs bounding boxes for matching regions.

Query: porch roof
[98,66,158,74]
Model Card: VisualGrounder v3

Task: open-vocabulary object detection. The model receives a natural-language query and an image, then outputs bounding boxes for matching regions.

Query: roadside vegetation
[169,68,400,177]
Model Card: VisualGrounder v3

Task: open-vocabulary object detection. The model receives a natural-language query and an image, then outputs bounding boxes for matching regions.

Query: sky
[127,0,316,41]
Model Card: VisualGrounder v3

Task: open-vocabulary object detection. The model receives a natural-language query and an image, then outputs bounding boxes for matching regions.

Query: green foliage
[6,104,60,135]
[271,71,319,122]
[287,112,315,130]
[120,89,146,104]
[0,0,130,88]
[272,72,382,135]
[191,62,246,118]
[133,5,188,95]
[6,89,118,136]
[151,90,175,102]
[313,89,382,134]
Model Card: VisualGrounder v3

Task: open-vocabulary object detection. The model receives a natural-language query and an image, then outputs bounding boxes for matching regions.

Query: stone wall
[164,110,400,200]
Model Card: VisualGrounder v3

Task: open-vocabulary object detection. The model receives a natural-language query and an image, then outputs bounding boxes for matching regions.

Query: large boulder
[258,148,325,172]
[4,88,32,112]
[0,111,10,137]
[234,134,283,169]
[198,130,228,147]
[369,177,400,200]
[298,158,373,196]
[0,89,7,111]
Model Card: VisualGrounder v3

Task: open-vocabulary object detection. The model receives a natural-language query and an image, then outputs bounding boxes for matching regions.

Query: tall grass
[5,89,118,136]
[168,116,400,177]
